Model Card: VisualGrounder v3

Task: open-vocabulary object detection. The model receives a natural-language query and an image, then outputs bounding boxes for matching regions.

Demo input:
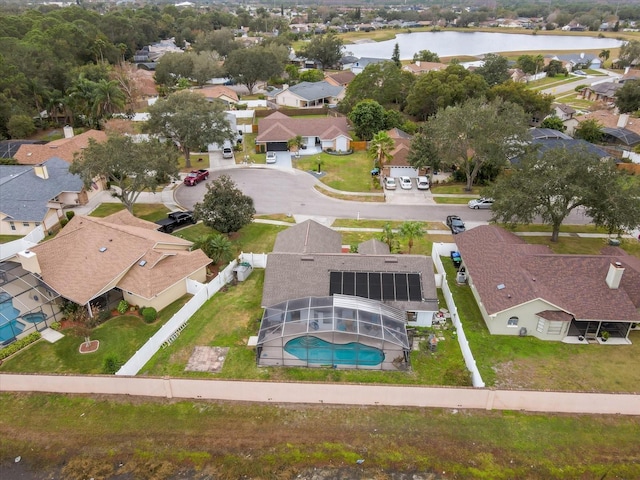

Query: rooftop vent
[301,256,314,261]
[139,260,147,267]
[497,283,505,290]
[99,247,107,252]
[384,257,398,263]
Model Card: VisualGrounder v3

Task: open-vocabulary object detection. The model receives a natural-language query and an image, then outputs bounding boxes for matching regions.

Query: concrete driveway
[271,151,292,169]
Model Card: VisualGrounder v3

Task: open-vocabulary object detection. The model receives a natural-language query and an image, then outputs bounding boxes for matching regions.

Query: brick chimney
[605,262,624,289]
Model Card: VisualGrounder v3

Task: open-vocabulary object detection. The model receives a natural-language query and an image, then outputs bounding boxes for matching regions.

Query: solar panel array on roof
[329,271,422,302]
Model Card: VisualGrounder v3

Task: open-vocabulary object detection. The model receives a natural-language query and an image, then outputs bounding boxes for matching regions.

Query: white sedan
[266,151,277,164]
[468,198,494,209]
[399,176,412,190]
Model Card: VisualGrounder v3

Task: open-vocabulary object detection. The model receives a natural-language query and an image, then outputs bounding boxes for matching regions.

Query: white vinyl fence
[432,243,485,388]
[116,253,268,376]
[0,225,45,262]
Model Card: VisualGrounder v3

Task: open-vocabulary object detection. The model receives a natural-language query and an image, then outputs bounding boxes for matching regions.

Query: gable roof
[357,239,390,255]
[584,81,622,98]
[324,70,356,87]
[14,130,107,165]
[0,140,46,159]
[402,61,447,74]
[256,112,351,143]
[273,220,342,254]
[386,128,413,166]
[30,212,210,305]
[277,81,344,102]
[0,158,84,222]
[455,225,640,322]
[192,85,239,103]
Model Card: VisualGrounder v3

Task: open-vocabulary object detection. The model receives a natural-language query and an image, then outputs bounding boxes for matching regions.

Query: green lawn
[430,183,484,195]
[89,203,169,222]
[332,219,448,231]
[442,257,640,391]
[294,150,378,192]
[0,234,23,244]
[524,235,640,257]
[433,196,475,204]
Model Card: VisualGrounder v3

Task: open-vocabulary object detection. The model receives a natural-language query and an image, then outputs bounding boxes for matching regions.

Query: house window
[547,321,563,335]
[23,222,30,227]
[9,222,16,231]
[35,222,40,226]
[507,316,519,327]
[537,317,545,333]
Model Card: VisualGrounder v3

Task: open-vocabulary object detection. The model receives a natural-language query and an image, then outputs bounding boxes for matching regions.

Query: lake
[344,31,625,60]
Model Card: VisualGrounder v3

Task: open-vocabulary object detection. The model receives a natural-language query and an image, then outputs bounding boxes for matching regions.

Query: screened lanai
[256,294,410,370]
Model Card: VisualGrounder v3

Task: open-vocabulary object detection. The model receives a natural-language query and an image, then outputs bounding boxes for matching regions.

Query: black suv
[446,215,466,235]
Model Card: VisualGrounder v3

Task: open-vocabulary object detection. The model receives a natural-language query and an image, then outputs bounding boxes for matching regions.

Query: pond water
[345,31,625,60]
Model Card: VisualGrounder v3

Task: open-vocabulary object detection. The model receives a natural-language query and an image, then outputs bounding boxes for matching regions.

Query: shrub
[0,332,41,360]
[59,218,69,228]
[65,211,75,221]
[50,321,61,331]
[117,300,129,315]
[102,355,122,374]
[142,307,158,323]
[98,310,112,323]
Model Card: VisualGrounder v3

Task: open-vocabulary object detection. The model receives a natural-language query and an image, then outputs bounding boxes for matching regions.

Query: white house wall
[491,299,570,340]
[335,136,349,152]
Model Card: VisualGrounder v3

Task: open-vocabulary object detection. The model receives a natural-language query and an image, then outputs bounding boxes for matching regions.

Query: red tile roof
[256,112,351,143]
[14,130,107,165]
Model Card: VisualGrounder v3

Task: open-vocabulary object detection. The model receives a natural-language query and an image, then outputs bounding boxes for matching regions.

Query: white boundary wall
[116,253,267,376]
[432,243,485,388]
[2,374,639,415]
[0,225,45,262]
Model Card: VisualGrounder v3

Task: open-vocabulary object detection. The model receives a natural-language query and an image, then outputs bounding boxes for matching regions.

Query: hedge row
[0,332,41,360]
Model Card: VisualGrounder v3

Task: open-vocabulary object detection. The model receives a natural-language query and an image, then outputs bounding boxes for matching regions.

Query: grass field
[1,392,639,479]
[0,234,23,244]
[89,202,169,222]
[295,150,377,192]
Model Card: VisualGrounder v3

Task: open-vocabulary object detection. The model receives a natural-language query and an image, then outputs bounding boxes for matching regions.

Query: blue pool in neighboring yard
[284,336,385,366]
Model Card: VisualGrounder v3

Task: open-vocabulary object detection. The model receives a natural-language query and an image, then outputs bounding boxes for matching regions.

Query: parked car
[266,151,277,164]
[183,169,209,186]
[446,215,466,234]
[155,211,196,233]
[416,176,430,190]
[400,176,412,190]
[468,197,494,209]
[383,176,397,190]
[222,147,234,159]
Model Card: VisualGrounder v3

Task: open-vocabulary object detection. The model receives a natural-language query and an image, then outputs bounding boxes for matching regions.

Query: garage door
[267,142,288,152]
[389,166,419,177]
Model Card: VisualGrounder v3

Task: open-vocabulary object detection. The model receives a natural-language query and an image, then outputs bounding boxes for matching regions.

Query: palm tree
[599,49,610,64]
[92,79,125,127]
[368,131,395,170]
[399,221,424,253]
[193,234,235,265]
[68,75,96,127]
[379,223,399,253]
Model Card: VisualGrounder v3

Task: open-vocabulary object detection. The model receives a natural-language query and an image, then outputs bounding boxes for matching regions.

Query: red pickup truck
[183,169,209,186]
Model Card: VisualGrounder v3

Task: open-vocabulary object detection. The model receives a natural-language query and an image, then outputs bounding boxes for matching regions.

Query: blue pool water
[0,301,24,343]
[284,336,384,366]
[21,312,47,324]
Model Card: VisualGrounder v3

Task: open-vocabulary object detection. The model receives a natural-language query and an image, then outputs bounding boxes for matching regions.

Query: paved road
[540,69,621,96]
[175,166,593,225]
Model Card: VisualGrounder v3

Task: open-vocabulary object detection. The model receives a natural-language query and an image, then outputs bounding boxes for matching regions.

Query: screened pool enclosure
[256,294,410,370]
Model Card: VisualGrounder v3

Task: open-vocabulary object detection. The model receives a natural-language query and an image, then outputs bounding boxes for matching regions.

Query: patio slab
[40,328,64,343]
[185,346,229,373]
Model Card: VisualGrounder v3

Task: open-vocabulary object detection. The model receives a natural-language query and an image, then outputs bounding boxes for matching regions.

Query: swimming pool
[21,312,47,324]
[284,336,384,366]
[0,301,24,343]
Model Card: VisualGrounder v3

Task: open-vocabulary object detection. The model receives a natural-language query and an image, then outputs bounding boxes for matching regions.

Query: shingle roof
[0,140,46,159]
[279,81,344,102]
[386,128,413,166]
[192,85,239,103]
[30,212,210,305]
[272,220,342,254]
[262,252,438,312]
[14,130,107,165]
[325,71,356,86]
[0,158,84,222]
[256,112,351,143]
[455,225,640,322]
[357,239,390,255]
[585,81,622,98]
